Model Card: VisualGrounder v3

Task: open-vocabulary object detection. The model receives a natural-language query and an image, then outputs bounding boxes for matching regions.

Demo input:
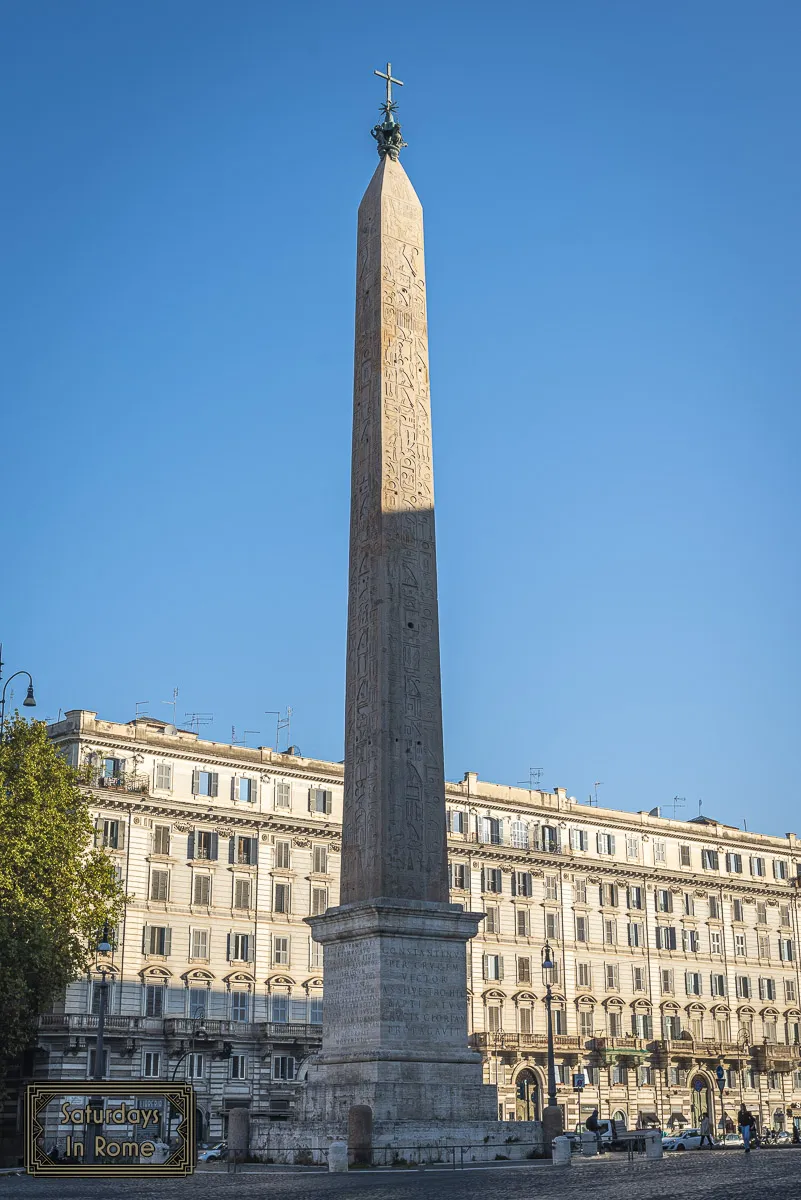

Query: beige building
[37,709,801,1143]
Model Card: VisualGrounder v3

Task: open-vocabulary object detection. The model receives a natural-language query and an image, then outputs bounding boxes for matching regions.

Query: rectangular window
[661,968,674,994]
[608,1012,623,1038]
[193,875,211,906]
[309,787,333,814]
[708,894,720,919]
[601,883,618,907]
[310,886,328,915]
[682,929,700,953]
[510,820,529,848]
[628,921,643,947]
[274,883,291,913]
[632,966,646,992]
[575,915,588,943]
[102,819,124,850]
[272,1055,295,1080]
[516,907,531,937]
[153,825,171,856]
[143,1052,161,1078]
[144,925,170,956]
[103,757,124,780]
[685,971,702,996]
[231,1054,247,1079]
[144,984,164,1017]
[627,886,643,910]
[519,1006,533,1034]
[733,898,744,922]
[735,976,751,999]
[309,938,323,969]
[756,901,767,924]
[596,832,615,855]
[187,1053,204,1079]
[540,824,559,853]
[449,809,466,835]
[484,954,503,981]
[236,777,256,803]
[683,892,695,916]
[656,889,673,913]
[155,762,172,790]
[603,918,617,945]
[514,871,533,897]
[483,867,502,894]
[750,856,765,877]
[192,770,219,798]
[574,879,587,904]
[312,845,328,874]
[655,926,677,950]
[780,939,795,962]
[517,956,532,983]
[544,875,559,901]
[545,911,560,941]
[726,852,743,874]
[735,932,746,957]
[785,979,798,1002]
[230,933,250,962]
[626,836,640,859]
[759,934,771,959]
[652,840,666,864]
[450,862,467,890]
[578,1010,594,1036]
[570,828,589,851]
[780,905,791,927]
[774,859,789,880]
[486,1005,501,1031]
[188,986,207,1018]
[309,997,323,1024]
[271,994,289,1022]
[231,993,249,1022]
[236,836,255,865]
[577,962,592,988]
[710,930,722,955]
[194,830,217,861]
[191,929,209,960]
[679,844,692,867]
[274,781,291,809]
[702,849,719,870]
[273,935,289,966]
[234,878,252,909]
[711,973,726,997]
[605,963,619,989]
[150,870,169,901]
[274,839,291,869]
[485,905,500,934]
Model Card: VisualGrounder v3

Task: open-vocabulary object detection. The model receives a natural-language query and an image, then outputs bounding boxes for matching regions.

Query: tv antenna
[265,707,293,752]
[517,767,544,791]
[232,726,260,748]
[589,780,603,807]
[666,795,686,819]
[161,688,179,725]
[135,700,150,719]
[183,712,213,734]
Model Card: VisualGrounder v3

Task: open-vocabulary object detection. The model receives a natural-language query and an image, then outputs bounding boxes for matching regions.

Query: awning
[668,1113,688,1126]
[638,1112,659,1124]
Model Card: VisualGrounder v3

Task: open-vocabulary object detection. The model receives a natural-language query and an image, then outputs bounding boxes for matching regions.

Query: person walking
[585,1109,603,1155]
[738,1104,755,1153]
[698,1112,715,1149]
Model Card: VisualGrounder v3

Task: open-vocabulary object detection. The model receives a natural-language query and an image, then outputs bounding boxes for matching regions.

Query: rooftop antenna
[232,726,260,747]
[161,688,179,725]
[667,795,686,819]
[266,707,292,752]
[135,700,150,719]
[183,712,213,734]
[517,767,544,791]
[593,781,603,807]
[698,797,703,817]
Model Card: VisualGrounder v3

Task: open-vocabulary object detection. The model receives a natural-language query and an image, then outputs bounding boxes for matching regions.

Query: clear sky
[2,1,799,836]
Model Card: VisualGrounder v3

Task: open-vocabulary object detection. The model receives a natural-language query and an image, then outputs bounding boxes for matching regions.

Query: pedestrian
[738,1104,755,1154]
[585,1108,603,1155]
[698,1112,715,1149]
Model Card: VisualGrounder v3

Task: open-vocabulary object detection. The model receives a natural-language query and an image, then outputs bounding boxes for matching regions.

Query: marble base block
[303,898,498,1123]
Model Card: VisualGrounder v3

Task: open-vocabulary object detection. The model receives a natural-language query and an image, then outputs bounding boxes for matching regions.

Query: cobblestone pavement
[3,1150,801,1200]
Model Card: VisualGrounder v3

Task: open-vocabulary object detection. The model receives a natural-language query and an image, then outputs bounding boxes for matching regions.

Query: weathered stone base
[304,898,497,1123]
[250,1119,544,1165]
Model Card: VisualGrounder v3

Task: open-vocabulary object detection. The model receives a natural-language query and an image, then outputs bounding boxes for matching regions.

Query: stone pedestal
[542,1105,564,1155]
[303,898,497,1124]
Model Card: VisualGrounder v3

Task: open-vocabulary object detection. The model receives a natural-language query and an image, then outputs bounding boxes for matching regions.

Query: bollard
[328,1140,348,1173]
[644,1130,663,1161]
[581,1131,597,1157]
[552,1135,572,1166]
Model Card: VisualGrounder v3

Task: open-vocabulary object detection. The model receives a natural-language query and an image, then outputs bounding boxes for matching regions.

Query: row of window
[89,1047,296,1082]
[448,810,796,878]
[147,869,329,915]
[143,925,319,962]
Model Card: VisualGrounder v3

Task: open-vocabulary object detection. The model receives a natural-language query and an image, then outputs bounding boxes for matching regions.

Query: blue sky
[2,1,799,835]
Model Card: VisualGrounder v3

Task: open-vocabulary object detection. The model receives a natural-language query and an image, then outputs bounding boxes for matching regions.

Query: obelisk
[304,67,497,1127]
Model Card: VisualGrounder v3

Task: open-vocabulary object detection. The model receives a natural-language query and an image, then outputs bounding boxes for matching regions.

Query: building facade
[36,710,801,1143]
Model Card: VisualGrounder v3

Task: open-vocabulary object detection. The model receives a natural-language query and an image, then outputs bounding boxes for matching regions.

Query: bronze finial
[371,62,407,160]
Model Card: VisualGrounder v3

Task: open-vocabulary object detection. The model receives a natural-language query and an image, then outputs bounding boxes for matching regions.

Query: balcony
[651,1038,697,1063]
[79,767,149,795]
[470,1032,582,1053]
[39,1014,164,1036]
[590,1036,649,1064]
[752,1041,801,1071]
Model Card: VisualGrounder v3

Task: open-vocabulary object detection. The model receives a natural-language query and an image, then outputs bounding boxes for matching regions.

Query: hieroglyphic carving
[341,155,448,905]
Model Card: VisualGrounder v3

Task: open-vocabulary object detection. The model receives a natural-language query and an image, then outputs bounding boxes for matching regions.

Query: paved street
[3,1151,801,1200]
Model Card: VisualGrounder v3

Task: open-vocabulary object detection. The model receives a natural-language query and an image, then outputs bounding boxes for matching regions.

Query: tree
[0,716,125,1070]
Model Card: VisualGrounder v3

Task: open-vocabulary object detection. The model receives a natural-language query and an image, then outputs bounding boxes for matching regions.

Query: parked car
[198,1142,227,1162]
[722,1133,744,1148]
[662,1129,703,1151]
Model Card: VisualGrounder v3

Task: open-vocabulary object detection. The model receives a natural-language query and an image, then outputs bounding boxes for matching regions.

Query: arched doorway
[515,1068,540,1122]
[690,1074,711,1128]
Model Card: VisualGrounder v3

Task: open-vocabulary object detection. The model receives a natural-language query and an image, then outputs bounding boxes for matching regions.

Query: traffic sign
[573,1073,586,1090]
[715,1066,725,1080]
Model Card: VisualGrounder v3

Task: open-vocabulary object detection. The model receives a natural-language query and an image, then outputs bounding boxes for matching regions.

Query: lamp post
[0,644,36,740]
[541,940,563,1149]
[170,1016,207,1147]
[85,924,112,1164]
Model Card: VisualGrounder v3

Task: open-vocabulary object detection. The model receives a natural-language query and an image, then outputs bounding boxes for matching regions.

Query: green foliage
[0,717,124,1068]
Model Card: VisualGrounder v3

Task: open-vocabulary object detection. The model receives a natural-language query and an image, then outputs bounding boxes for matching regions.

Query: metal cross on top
[374,62,403,113]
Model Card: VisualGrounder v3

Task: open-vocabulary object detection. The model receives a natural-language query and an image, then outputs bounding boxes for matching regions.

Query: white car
[198,1142,227,1162]
[723,1133,744,1148]
[662,1129,703,1151]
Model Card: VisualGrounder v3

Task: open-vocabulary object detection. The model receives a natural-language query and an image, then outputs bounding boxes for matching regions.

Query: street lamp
[541,940,563,1148]
[172,1016,208,1081]
[93,923,112,1080]
[0,643,37,740]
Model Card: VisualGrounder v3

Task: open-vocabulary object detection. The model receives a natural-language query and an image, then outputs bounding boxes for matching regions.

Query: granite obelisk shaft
[341,153,448,906]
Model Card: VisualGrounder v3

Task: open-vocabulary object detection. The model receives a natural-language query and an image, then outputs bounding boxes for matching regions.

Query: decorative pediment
[303,977,324,991]
[265,974,296,989]
[660,1001,680,1013]
[630,997,652,1010]
[684,1002,706,1014]
[181,968,214,983]
[760,1006,780,1017]
[482,988,506,1001]
[602,996,624,1010]
[710,1003,731,1015]
[736,1004,756,1015]
[224,971,255,986]
[575,994,597,1008]
[138,965,172,980]
[513,990,538,1003]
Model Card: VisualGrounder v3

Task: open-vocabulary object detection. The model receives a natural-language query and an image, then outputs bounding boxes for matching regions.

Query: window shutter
[142,925,149,953]
[480,867,485,893]
[192,769,200,794]
[187,831,195,860]
[164,928,172,956]
[210,832,218,861]
[210,772,219,798]
[251,779,259,804]
[324,790,332,815]
[482,955,488,980]
[117,822,126,851]
[498,955,504,981]
[308,788,314,812]
[609,835,616,854]
[227,933,231,961]
[231,777,238,801]
[229,837,236,864]
[511,873,517,896]
[250,837,258,864]
[596,832,603,854]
